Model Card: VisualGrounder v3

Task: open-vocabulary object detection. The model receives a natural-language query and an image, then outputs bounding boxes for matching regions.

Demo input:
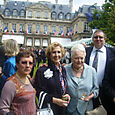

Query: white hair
[71,43,86,58]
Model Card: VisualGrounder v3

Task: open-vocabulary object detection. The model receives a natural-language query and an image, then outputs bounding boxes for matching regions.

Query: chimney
[69,0,73,12]
[55,0,58,4]
[4,0,7,6]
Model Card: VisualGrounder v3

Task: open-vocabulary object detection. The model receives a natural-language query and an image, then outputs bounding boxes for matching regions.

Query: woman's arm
[53,96,70,107]
[0,80,16,114]
[81,92,94,101]
[91,68,99,98]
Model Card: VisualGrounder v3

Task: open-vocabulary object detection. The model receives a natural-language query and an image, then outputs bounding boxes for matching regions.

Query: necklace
[72,66,84,73]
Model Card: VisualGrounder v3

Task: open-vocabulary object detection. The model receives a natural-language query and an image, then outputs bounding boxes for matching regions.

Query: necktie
[92,50,99,71]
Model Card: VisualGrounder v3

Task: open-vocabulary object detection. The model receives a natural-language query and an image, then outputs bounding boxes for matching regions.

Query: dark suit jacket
[85,46,115,73]
[102,58,115,115]
[32,59,67,115]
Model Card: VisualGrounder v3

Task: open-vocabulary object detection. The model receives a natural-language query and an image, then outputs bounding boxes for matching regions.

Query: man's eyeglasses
[21,61,33,65]
[93,36,104,39]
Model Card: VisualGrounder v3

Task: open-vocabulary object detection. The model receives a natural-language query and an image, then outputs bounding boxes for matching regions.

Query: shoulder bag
[37,91,54,115]
[85,97,107,115]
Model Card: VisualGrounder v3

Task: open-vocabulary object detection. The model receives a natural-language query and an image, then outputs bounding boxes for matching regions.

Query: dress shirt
[89,46,106,86]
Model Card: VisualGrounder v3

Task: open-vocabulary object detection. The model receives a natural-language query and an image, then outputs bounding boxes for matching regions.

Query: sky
[0,0,105,12]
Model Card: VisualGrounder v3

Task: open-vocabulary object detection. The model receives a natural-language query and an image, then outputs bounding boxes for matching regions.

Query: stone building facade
[0,0,101,47]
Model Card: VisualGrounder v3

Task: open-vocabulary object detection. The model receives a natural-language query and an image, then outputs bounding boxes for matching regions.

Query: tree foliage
[88,0,115,45]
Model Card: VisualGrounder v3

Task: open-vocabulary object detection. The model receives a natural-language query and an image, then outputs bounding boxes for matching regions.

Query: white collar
[93,46,106,53]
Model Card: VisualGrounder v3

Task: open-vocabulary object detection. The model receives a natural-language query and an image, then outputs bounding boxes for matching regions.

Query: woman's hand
[81,93,94,102]
[62,94,71,103]
[53,97,70,107]
[39,63,48,67]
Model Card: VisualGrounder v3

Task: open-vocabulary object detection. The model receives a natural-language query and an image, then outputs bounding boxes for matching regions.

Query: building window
[19,24,24,33]
[27,38,32,46]
[43,39,48,47]
[22,2,25,7]
[35,39,40,46]
[14,1,18,6]
[28,11,32,18]
[13,9,18,17]
[58,12,64,20]
[4,9,10,16]
[84,22,89,32]
[59,26,63,35]
[59,5,63,10]
[20,10,25,17]
[36,25,40,33]
[12,24,16,32]
[76,24,78,33]
[66,13,71,20]
[52,5,56,9]
[51,12,56,20]
[44,25,48,33]
[52,26,56,33]
[89,6,96,14]
[37,11,40,18]
[4,23,8,32]
[28,24,32,33]
[44,11,48,19]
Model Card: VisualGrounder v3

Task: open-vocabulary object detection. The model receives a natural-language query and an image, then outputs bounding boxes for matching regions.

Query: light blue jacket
[65,63,99,115]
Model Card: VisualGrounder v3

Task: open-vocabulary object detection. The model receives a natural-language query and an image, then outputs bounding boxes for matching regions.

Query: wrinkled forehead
[72,50,85,58]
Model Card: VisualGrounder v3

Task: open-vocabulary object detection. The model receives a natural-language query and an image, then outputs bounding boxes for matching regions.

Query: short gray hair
[92,29,106,38]
[71,44,86,58]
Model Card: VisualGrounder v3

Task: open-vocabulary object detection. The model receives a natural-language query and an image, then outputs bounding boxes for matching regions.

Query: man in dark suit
[102,58,115,115]
[85,29,115,109]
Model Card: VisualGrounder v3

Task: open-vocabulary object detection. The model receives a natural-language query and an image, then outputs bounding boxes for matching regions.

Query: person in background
[85,29,115,108]
[61,49,71,65]
[32,42,70,115]
[0,39,19,96]
[0,49,36,115]
[102,58,115,115]
[0,45,7,71]
[65,44,99,115]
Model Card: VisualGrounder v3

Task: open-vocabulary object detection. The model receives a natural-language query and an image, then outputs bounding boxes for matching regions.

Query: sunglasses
[93,36,104,39]
[21,61,33,65]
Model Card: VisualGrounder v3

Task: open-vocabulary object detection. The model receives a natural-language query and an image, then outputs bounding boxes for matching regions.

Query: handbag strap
[38,91,47,109]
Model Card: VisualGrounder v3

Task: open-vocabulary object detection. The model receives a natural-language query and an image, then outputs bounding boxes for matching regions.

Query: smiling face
[93,31,105,49]
[16,56,34,76]
[50,46,63,66]
[72,51,85,69]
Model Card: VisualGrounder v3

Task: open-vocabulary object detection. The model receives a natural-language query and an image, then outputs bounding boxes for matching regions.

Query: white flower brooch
[44,69,53,79]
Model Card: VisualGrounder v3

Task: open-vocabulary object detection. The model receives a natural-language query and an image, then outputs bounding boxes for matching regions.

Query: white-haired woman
[64,44,99,115]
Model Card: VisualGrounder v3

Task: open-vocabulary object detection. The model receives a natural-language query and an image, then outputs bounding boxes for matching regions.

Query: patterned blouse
[0,74,37,115]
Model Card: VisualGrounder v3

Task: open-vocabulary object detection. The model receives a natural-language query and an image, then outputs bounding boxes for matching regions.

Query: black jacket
[102,58,115,115]
[32,59,67,115]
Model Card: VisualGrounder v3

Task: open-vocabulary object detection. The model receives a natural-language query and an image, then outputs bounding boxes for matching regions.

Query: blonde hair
[46,42,65,59]
[4,39,19,57]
